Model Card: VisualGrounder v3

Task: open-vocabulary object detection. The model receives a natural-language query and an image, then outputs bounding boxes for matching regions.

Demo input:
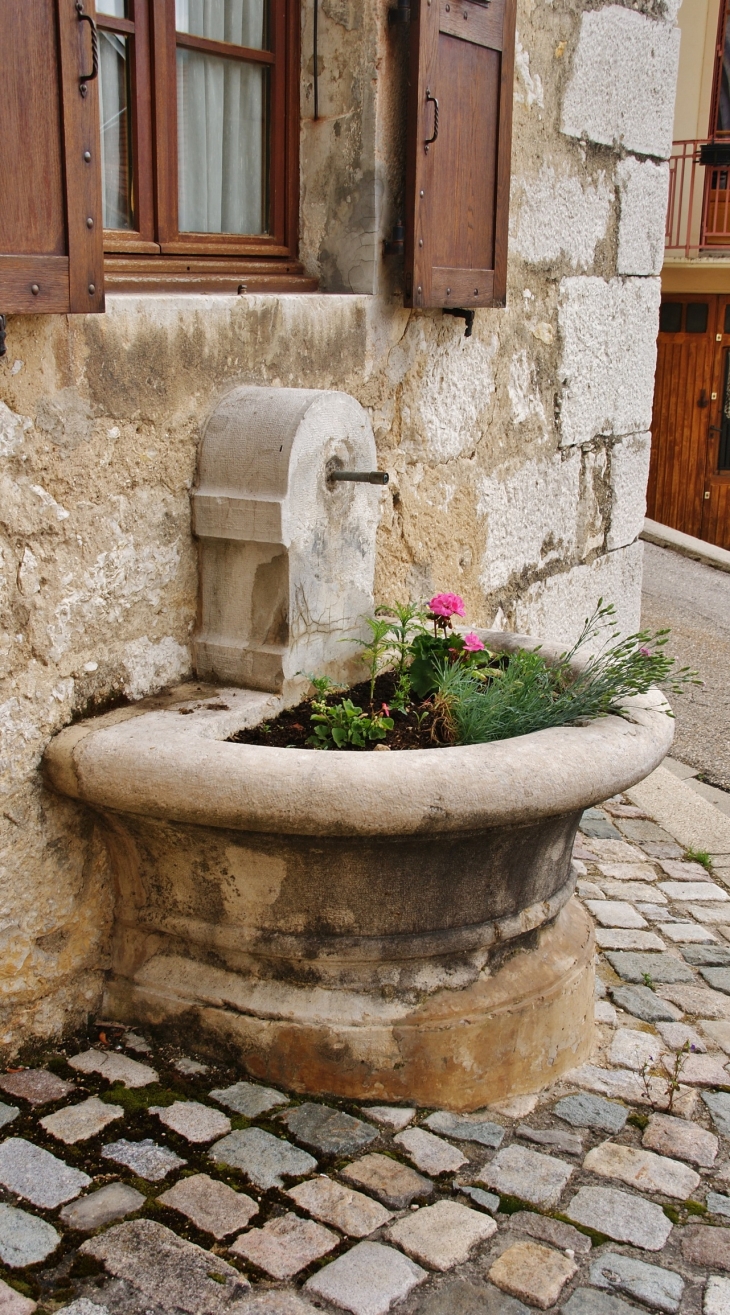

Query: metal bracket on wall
[384,218,405,256]
[0,316,7,358]
[444,308,475,338]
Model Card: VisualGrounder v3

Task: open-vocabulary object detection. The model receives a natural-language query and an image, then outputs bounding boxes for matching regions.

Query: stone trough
[43,386,674,1110]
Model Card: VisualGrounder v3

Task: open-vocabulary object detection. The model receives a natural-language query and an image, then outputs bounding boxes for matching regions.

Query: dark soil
[228,671,444,750]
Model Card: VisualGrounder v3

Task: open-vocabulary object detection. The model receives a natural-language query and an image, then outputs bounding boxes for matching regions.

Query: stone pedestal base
[104,899,594,1111]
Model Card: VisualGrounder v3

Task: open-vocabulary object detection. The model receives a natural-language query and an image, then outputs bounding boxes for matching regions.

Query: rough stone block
[583,1141,700,1199]
[662,1051,729,1086]
[341,1154,433,1210]
[80,1219,248,1309]
[662,923,719,943]
[460,1186,500,1214]
[101,1138,186,1181]
[659,882,729,902]
[513,543,643,650]
[0,1138,90,1208]
[40,1097,124,1145]
[565,1186,673,1249]
[0,1204,60,1267]
[656,1021,706,1051]
[0,1106,19,1132]
[701,968,730,995]
[616,160,669,277]
[604,952,694,984]
[173,1056,207,1075]
[230,1212,338,1279]
[281,1103,377,1156]
[642,1113,718,1168]
[596,1002,618,1025]
[394,1128,467,1175]
[602,884,667,905]
[305,1240,427,1315]
[512,163,611,271]
[287,1176,392,1238]
[68,1051,158,1088]
[157,1174,258,1239]
[561,7,680,158]
[488,1241,577,1310]
[705,1276,730,1315]
[586,839,646,865]
[591,1251,684,1313]
[516,1125,583,1156]
[479,1144,573,1209]
[553,1093,627,1134]
[607,1028,664,1072]
[362,1107,415,1132]
[510,1210,591,1256]
[0,1277,36,1314]
[597,929,665,951]
[0,1070,75,1106]
[607,434,652,551]
[558,278,660,448]
[702,1091,730,1136]
[562,1290,640,1315]
[661,860,713,882]
[685,944,730,967]
[681,1224,730,1271]
[150,1101,231,1144]
[209,1081,288,1118]
[209,1127,316,1190]
[701,1020,730,1051]
[585,901,647,929]
[423,1111,504,1148]
[387,1200,495,1271]
[60,1183,145,1232]
[415,1278,530,1315]
[596,864,659,883]
[707,1193,730,1219]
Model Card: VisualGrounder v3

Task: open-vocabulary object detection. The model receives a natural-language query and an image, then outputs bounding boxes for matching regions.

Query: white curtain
[176,0,267,235]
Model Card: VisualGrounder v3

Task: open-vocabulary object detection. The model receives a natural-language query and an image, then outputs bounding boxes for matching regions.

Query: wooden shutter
[403,0,516,310]
[0,0,104,315]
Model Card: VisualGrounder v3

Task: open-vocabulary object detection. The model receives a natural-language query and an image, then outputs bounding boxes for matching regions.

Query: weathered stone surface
[659,882,729,902]
[157,1174,258,1239]
[656,1022,707,1051]
[615,161,668,280]
[362,1107,415,1132]
[516,1125,582,1156]
[660,861,713,883]
[488,1241,577,1310]
[510,1210,591,1256]
[387,1200,495,1271]
[479,1144,573,1209]
[174,1057,208,1075]
[150,1101,231,1144]
[685,945,730,967]
[586,840,647,864]
[702,1091,730,1136]
[101,1138,186,1181]
[0,1278,36,1314]
[305,1240,427,1315]
[55,1303,109,1315]
[607,1029,664,1072]
[553,1094,627,1134]
[702,1020,730,1051]
[0,1105,18,1131]
[705,1276,730,1315]
[341,1154,434,1209]
[701,968,730,995]
[460,1186,500,1213]
[583,1141,700,1199]
[643,1113,718,1168]
[561,6,680,158]
[80,1219,249,1309]
[288,1175,392,1238]
[0,1137,90,1207]
[233,1297,316,1315]
[565,1186,673,1250]
[60,1182,145,1231]
[658,983,730,1018]
[423,1111,504,1148]
[662,923,719,943]
[230,1212,338,1279]
[596,930,666,951]
[591,1252,684,1314]
[40,1097,124,1144]
[596,1002,618,1025]
[610,986,681,1022]
[602,883,667,905]
[69,1051,158,1087]
[0,1070,75,1106]
[586,902,647,929]
[394,1128,467,1175]
[604,953,694,985]
[209,1081,288,1118]
[0,1204,60,1267]
[681,1224,730,1271]
[662,1051,729,1086]
[707,1193,730,1218]
[562,1290,638,1315]
[690,905,730,924]
[414,1278,530,1315]
[124,1032,152,1055]
[281,1103,377,1156]
[209,1128,316,1189]
[597,865,659,884]
[491,1095,539,1120]
[567,1065,647,1105]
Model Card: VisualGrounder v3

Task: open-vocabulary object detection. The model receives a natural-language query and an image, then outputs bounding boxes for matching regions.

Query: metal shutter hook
[76,1,99,97]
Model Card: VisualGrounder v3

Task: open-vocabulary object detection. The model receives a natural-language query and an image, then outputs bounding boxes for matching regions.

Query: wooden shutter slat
[439,0,506,53]
[0,257,71,314]
[57,0,105,312]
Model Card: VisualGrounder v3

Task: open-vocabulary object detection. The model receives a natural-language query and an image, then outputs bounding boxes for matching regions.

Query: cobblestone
[156,1173,258,1238]
[661,922,719,942]
[604,952,694,984]
[209,1081,288,1117]
[387,1200,495,1271]
[150,1100,231,1143]
[305,1240,427,1315]
[281,1103,377,1156]
[609,985,681,1021]
[553,1094,628,1133]
[0,1138,90,1207]
[516,1124,583,1155]
[479,1144,573,1208]
[562,1289,641,1315]
[0,1070,75,1106]
[565,1186,673,1250]
[459,1186,500,1213]
[659,881,730,901]
[80,1219,249,1309]
[706,1192,730,1218]
[683,944,730,965]
[230,1212,338,1279]
[641,1112,718,1166]
[341,1153,434,1208]
[423,1111,504,1147]
[0,1278,35,1314]
[583,1140,700,1198]
[509,1210,591,1255]
[705,1276,730,1315]
[585,901,647,928]
[394,1127,467,1175]
[60,1183,145,1231]
[701,1091,730,1136]
[681,1223,730,1270]
[700,1019,730,1050]
[287,1176,392,1237]
[488,1241,577,1310]
[68,1051,158,1088]
[362,1106,415,1131]
[209,1128,316,1189]
[0,1204,60,1267]
[590,1252,684,1313]
[101,1138,186,1181]
[596,929,666,950]
[661,1051,729,1085]
[655,1021,706,1050]
[607,1028,664,1071]
[40,1097,124,1144]
[0,1105,18,1131]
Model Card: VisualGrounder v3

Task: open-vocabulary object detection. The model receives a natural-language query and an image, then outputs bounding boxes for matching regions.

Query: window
[95,0,314,292]
[712,0,730,137]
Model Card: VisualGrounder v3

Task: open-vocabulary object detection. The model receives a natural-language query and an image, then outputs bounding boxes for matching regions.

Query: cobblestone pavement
[5,804,730,1314]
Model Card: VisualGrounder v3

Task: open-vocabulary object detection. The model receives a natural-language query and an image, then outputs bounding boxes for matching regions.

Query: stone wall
[0,0,679,1050]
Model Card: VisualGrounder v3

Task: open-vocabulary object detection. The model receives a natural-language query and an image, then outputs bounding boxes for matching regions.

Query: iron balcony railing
[666,138,730,256]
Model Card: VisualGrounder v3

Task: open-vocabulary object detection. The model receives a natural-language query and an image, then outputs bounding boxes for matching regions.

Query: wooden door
[403,0,516,310]
[647,295,716,540]
[701,296,730,548]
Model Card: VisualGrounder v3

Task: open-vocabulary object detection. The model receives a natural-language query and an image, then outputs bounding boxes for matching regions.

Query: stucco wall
[0,0,679,1051]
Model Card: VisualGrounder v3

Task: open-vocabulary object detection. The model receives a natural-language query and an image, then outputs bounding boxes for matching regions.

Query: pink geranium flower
[429,592,465,618]
[639,646,651,657]
[463,632,485,653]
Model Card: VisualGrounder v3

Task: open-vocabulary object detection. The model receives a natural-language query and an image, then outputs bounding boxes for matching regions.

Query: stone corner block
[617,158,670,277]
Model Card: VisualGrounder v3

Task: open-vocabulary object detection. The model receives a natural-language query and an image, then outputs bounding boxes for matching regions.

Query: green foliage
[686,848,713,872]
[100,1082,180,1112]
[408,631,496,699]
[351,617,394,700]
[308,696,393,750]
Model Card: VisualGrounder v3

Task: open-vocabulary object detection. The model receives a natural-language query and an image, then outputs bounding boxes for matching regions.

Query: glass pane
[177,47,268,234]
[686,303,709,334]
[659,302,682,333]
[718,1,730,133]
[99,30,134,230]
[96,0,127,15]
[176,0,268,50]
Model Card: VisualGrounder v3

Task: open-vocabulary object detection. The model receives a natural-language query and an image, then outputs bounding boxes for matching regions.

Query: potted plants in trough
[44,591,688,1110]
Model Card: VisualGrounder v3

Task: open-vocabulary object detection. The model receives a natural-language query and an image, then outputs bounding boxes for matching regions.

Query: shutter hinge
[444,308,475,337]
[384,218,405,256]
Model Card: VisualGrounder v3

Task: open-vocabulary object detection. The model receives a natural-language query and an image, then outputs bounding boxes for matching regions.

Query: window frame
[710,0,730,140]
[96,0,305,282]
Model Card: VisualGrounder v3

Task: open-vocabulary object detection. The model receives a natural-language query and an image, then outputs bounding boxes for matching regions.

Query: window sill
[104,255,318,295]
